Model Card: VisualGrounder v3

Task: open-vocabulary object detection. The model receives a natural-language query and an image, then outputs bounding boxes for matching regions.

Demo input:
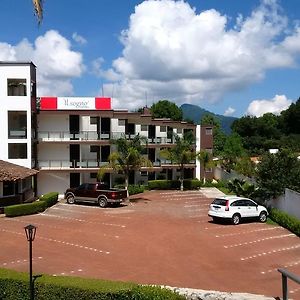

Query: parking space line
[40,213,126,228]
[1,257,43,267]
[261,260,300,274]
[224,233,296,248]
[241,244,300,261]
[215,226,283,238]
[53,269,83,277]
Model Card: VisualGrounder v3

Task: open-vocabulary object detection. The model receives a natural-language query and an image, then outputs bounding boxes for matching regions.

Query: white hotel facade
[0,62,213,197]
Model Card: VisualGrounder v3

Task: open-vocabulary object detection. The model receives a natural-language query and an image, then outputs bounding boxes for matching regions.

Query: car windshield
[212,198,227,206]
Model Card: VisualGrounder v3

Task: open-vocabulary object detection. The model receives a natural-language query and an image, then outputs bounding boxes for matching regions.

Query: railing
[38,160,109,169]
[38,131,110,141]
[278,268,300,300]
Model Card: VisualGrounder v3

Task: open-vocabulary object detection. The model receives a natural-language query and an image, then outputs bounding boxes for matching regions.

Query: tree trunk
[125,176,129,190]
[180,166,184,191]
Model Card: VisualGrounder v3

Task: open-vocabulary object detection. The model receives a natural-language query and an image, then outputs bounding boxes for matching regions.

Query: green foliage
[234,156,256,177]
[227,178,256,198]
[39,192,59,208]
[148,179,201,190]
[151,100,183,121]
[127,185,145,195]
[0,268,184,300]
[269,208,300,237]
[281,98,300,134]
[4,201,46,217]
[255,149,300,199]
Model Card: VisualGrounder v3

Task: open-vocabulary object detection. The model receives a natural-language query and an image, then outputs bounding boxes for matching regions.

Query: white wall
[37,171,70,196]
[196,125,201,180]
[38,144,69,161]
[0,64,33,168]
[38,115,69,132]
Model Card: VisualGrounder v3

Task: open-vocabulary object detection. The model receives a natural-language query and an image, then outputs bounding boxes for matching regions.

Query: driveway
[0,189,299,299]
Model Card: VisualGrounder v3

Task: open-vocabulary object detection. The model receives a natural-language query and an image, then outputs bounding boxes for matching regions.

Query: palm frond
[32,0,43,24]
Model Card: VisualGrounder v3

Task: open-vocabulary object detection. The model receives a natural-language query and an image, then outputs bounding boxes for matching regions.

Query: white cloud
[224,107,236,116]
[72,32,87,45]
[246,94,292,117]
[0,30,85,95]
[97,0,300,110]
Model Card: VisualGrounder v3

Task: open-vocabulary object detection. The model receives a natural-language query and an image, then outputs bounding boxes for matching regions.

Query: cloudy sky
[1,0,300,117]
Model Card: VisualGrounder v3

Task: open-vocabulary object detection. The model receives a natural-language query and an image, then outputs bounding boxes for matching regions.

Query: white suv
[208,196,268,225]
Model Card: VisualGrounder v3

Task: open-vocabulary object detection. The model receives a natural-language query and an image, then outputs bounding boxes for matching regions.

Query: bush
[39,192,59,208]
[0,268,184,300]
[148,179,201,190]
[269,208,300,237]
[127,185,145,195]
[4,201,46,217]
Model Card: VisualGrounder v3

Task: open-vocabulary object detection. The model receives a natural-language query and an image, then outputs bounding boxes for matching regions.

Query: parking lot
[0,189,299,298]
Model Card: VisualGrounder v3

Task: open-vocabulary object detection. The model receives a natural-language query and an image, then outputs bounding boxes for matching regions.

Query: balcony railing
[38,131,110,141]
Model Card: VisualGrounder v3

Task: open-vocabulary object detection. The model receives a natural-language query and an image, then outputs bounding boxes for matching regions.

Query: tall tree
[98,135,151,189]
[151,100,183,121]
[32,0,44,24]
[160,132,195,191]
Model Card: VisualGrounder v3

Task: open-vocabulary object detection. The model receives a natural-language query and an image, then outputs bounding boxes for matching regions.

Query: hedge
[4,201,46,217]
[127,185,145,195]
[4,192,59,217]
[0,268,184,300]
[269,208,300,237]
[148,179,201,190]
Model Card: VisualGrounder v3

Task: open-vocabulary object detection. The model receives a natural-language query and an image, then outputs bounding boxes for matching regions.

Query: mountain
[181,103,237,134]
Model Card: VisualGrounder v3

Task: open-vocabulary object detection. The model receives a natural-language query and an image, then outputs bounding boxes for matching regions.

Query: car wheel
[67,194,75,204]
[212,217,218,223]
[232,213,241,225]
[98,197,108,208]
[259,211,267,223]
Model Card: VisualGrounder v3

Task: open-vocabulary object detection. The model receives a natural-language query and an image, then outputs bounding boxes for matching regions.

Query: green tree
[151,100,183,121]
[281,98,300,134]
[160,132,195,191]
[98,135,151,189]
[235,156,256,177]
[201,114,226,156]
[221,133,245,172]
[255,149,300,199]
[196,150,214,184]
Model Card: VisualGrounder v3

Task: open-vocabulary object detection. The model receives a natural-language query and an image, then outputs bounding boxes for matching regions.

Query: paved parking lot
[1,190,299,299]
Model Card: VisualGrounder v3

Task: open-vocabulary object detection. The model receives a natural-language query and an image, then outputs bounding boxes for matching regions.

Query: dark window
[245,200,257,206]
[90,145,100,153]
[212,198,227,206]
[90,116,98,125]
[8,143,27,159]
[7,79,27,96]
[101,146,110,162]
[3,181,15,196]
[141,125,148,131]
[231,200,246,207]
[90,173,97,179]
[8,111,27,139]
[77,184,86,190]
[87,184,95,190]
[205,128,213,135]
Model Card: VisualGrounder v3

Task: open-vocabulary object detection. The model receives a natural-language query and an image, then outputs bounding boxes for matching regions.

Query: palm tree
[98,134,151,189]
[32,0,44,24]
[160,132,195,191]
[197,150,213,184]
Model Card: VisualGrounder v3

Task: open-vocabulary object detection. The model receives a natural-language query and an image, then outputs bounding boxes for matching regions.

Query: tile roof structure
[0,160,39,181]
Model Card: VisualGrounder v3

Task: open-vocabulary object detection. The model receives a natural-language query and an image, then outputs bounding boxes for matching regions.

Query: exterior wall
[269,188,300,220]
[200,125,214,180]
[196,125,201,180]
[38,114,69,132]
[0,64,35,168]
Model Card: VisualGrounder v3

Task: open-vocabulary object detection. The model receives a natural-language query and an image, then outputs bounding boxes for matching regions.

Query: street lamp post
[24,224,37,300]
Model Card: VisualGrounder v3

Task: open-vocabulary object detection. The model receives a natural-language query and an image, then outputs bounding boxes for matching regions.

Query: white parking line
[187,208,209,212]
[241,244,300,261]
[2,257,43,266]
[261,260,300,274]
[215,226,283,238]
[40,213,126,228]
[53,269,83,277]
[224,234,296,248]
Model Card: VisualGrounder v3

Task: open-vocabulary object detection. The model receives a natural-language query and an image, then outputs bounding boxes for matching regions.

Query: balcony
[38,160,109,170]
[38,131,110,142]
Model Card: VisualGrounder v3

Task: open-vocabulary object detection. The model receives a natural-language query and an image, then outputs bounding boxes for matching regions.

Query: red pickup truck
[65,183,128,208]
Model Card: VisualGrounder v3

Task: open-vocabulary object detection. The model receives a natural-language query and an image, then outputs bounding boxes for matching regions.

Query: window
[3,181,15,196]
[90,145,100,152]
[118,119,126,126]
[205,128,213,135]
[205,167,213,173]
[7,79,27,96]
[177,128,183,134]
[8,111,27,139]
[90,173,97,179]
[212,198,227,206]
[8,143,27,159]
[90,116,98,125]
[205,148,213,154]
[141,125,148,131]
[160,126,166,132]
[140,171,148,176]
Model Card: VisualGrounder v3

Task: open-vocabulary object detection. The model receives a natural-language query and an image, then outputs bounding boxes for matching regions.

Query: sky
[1,0,300,117]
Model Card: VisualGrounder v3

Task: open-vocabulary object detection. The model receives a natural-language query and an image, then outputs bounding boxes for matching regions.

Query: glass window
[118,119,126,126]
[8,143,27,159]
[206,148,213,154]
[8,111,27,139]
[160,126,167,132]
[205,128,213,135]
[212,198,227,206]
[90,116,98,125]
[90,173,97,179]
[3,181,15,196]
[7,79,27,96]
[141,125,148,131]
[177,128,183,134]
[77,184,86,190]
[245,200,257,206]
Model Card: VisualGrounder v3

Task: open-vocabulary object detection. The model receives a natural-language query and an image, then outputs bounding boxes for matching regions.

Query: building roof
[0,160,39,182]
[0,61,36,67]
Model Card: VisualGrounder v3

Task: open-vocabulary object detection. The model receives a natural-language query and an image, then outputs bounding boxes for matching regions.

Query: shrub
[39,192,59,208]
[148,179,201,190]
[269,208,300,237]
[0,268,184,300]
[127,185,145,195]
[4,201,46,217]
